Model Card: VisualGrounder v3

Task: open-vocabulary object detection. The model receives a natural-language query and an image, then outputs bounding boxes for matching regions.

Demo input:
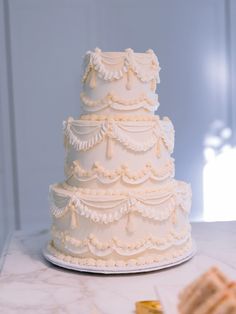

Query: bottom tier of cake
[48,179,193,268]
[46,237,193,271]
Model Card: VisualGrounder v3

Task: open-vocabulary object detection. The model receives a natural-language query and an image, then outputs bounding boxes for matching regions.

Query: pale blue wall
[0,0,235,252]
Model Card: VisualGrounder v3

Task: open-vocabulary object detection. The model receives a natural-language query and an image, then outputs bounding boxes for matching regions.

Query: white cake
[47,48,193,270]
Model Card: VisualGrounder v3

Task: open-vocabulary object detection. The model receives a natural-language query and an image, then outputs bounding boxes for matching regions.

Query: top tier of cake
[81,48,160,115]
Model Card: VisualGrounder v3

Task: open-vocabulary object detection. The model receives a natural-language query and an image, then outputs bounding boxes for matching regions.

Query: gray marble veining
[0,222,236,313]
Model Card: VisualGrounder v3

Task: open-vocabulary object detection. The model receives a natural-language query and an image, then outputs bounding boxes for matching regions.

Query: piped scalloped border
[80,91,159,113]
[65,159,175,185]
[49,180,192,228]
[51,224,191,257]
[46,237,193,269]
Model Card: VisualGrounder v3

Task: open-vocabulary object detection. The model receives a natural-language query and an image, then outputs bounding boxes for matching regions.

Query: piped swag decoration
[50,181,191,226]
[50,189,80,229]
[63,117,174,158]
[65,159,175,185]
[80,91,159,113]
[82,48,160,90]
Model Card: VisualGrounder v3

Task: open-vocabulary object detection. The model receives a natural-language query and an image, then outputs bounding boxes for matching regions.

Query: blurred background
[0,0,236,254]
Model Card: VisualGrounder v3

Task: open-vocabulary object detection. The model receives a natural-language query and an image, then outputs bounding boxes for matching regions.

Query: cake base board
[42,240,196,274]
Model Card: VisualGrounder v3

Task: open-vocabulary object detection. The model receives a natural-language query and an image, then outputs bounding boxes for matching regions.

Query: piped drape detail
[63,117,174,158]
[50,181,191,230]
[82,48,161,90]
[80,91,159,113]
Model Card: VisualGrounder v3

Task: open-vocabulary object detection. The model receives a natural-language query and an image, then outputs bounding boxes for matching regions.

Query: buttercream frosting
[65,158,175,188]
[48,48,193,270]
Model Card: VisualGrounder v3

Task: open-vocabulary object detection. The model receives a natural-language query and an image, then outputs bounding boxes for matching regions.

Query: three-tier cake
[46,48,194,272]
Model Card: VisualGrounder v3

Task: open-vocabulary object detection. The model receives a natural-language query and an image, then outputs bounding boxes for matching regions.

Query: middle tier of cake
[64,114,175,190]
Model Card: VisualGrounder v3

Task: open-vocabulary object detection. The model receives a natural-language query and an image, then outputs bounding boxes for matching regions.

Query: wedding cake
[47,48,193,271]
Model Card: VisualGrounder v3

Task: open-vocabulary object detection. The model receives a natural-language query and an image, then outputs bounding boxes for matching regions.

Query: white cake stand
[42,240,196,274]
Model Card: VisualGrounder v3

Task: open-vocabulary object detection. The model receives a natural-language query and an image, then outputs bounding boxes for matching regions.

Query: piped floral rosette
[82,48,160,90]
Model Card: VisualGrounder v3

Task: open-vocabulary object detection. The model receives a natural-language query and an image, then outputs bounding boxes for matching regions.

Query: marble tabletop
[0,221,236,314]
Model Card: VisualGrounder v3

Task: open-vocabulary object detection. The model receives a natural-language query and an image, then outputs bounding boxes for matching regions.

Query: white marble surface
[0,222,236,314]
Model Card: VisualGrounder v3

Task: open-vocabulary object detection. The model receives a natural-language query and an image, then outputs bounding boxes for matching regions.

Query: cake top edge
[82,47,161,85]
[85,47,157,57]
